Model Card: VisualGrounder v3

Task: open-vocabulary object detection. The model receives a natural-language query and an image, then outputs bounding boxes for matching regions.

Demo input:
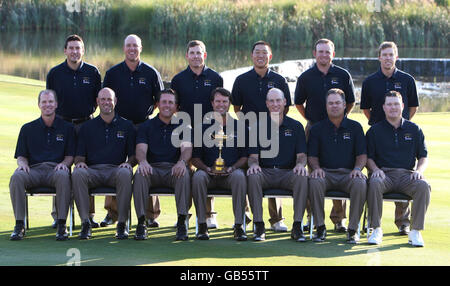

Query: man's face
[157,93,178,119]
[211,93,230,116]
[379,47,398,71]
[383,96,404,120]
[313,43,334,67]
[186,45,207,69]
[39,93,58,117]
[326,93,346,119]
[252,44,272,69]
[266,90,286,113]
[123,36,142,63]
[97,90,116,115]
[64,40,84,64]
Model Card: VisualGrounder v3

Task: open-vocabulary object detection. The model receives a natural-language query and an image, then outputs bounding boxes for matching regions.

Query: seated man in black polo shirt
[247,88,308,241]
[308,88,367,244]
[133,89,192,241]
[361,41,420,235]
[10,89,75,241]
[191,87,248,241]
[72,88,136,240]
[366,91,430,247]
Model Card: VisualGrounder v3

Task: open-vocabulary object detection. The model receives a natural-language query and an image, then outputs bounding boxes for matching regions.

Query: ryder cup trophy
[212,127,228,175]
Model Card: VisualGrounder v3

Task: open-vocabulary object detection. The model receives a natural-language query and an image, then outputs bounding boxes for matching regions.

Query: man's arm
[362,109,371,121]
[74,156,88,169]
[55,156,74,171]
[135,143,152,176]
[307,156,325,178]
[227,156,248,174]
[295,104,306,120]
[246,154,261,175]
[293,153,308,176]
[409,106,418,120]
[172,142,192,178]
[411,157,427,180]
[17,156,30,173]
[366,158,385,179]
[346,102,355,115]
[233,105,242,114]
[349,154,367,179]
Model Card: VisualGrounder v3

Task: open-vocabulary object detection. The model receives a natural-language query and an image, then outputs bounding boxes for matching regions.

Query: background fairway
[0,75,449,266]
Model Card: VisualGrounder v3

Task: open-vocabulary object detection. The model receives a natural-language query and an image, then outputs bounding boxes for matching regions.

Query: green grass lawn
[0,74,449,266]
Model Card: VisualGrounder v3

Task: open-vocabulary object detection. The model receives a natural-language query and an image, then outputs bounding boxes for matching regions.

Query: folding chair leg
[69,202,73,237]
[195,216,198,236]
[310,216,314,239]
[242,212,246,234]
[362,202,367,234]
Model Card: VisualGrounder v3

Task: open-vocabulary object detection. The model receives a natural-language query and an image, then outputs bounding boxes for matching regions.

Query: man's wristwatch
[179,159,187,166]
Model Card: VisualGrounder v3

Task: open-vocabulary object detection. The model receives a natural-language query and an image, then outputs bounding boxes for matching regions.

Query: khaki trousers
[192,169,247,224]
[247,168,308,223]
[10,162,71,221]
[367,168,430,230]
[309,168,367,231]
[133,162,191,217]
[72,164,133,223]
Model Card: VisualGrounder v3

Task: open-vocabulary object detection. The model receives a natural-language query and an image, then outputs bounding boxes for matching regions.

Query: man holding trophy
[191,88,248,241]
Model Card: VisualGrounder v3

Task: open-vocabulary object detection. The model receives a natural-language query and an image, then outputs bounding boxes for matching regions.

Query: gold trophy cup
[212,127,228,175]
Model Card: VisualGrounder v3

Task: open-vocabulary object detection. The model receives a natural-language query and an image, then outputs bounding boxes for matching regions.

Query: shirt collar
[383,117,406,130]
[325,116,349,130]
[38,116,58,129]
[251,68,271,79]
[187,65,208,78]
[96,114,120,127]
[313,63,336,76]
[122,60,142,73]
[64,60,84,72]
[376,67,399,79]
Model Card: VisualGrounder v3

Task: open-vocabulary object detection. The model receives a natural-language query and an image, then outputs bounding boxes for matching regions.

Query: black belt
[260,165,291,169]
[59,115,91,124]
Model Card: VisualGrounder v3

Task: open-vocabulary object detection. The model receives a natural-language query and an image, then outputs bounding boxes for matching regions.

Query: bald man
[103,34,164,227]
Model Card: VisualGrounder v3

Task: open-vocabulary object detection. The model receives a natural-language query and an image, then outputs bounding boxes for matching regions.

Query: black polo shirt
[294,63,355,124]
[46,61,101,119]
[360,68,419,125]
[249,116,306,169]
[171,66,223,121]
[231,68,291,115]
[76,114,136,166]
[307,117,366,169]
[192,117,248,167]
[103,61,164,124]
[136,114,190,164]
[366,119,427,170]
[14,117,76,166]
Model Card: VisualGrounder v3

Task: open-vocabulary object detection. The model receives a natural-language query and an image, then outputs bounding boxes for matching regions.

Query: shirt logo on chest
[404,133,413,141]
[284,129,293,137]
[343,132,351,140]
[82,77,90,84]
[394,82,402,89]
[331,77,340,85]
[204,80,211,87]
[116,131,125,139]
[56,134,64,141]
[138,78,146,85]
[267,81,275,89]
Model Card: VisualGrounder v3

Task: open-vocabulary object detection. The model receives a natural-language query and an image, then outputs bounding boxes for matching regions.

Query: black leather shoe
[233,224,247,241]
[291,222,306,242]
[51,220,58,229]
[90,216,100,228]
[56,223,69,241]
[313,225,327,242]
[334,221,347,233]
[147,218,160,228]
[10,224,25,241]
[346,229,360,244]
[196,223,209,240]
[399,224,410,235]
[134,223,148,240]
[115,222,129,240]
[253,222,266,241]
[100,214,115,227]
[78,221,92,240]
[176,215,188,241]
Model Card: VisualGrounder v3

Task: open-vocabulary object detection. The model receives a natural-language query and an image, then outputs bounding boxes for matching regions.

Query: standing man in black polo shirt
[72,88,136,240]
[361,41,420,235]
[103,34,164,228]
[366,91,430,247]
[294,38,356,232]
[10,90,75,241]
[308,88,367,244]
[133,89,192,241]
[247,88,308,241]
[232,41,292,232]
[191,87,248,241]
[171,40,223,229]
[46,34,101,228]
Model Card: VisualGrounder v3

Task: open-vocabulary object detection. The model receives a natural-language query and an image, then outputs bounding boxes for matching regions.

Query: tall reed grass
[0,0,448,48]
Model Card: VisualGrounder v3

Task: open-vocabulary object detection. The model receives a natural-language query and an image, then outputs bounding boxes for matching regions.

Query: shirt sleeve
[281,77,292,106]
[354,123,367,156]
[360,79,371,110]
[306,124,320,157]
[407,76,419,107]
[136,122,149,145]
[14,125,29,159]
[231,77,243,106]
[344,72,356,104]
[65,123,76,157]
[294,74,307,105]
[102,70,112,89]
[75,124,87,157]
[366,127,376,160]
[295,122,307,155]
[126,122,136,158]
[416,127,427,159]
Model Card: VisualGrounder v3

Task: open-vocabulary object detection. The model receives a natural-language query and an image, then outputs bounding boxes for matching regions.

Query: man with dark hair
[171,40,223,229]
[366,91,430,247]
[360,41,419,235]
[10,90,75,241]
[308,88,367,244]
[103,34,164,228]
[191,87,248,241]
[46,34,101,228]
[294,38,356,233]
[232,40,292,232]
[72,88,136,240]
[133,89,193,241]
